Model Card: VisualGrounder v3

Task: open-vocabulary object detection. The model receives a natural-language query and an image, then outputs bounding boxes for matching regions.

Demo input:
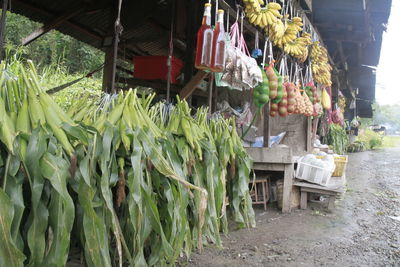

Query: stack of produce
[293,86,306,114]
[253,67,270,108]
[265,63,279,101]
[277,83,288,117]
[286,83,296,114]
[0,59,255,266]
[304,82,320,104]
[303,91,314,116]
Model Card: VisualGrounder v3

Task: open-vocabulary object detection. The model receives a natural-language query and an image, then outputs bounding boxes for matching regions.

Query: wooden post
[263,104,271,147]
[282,163,293,213]
[183,0,201,85]
[207,74,214,113]
[102,46,115,93]
[306,116,312,152]
[0,0,9,61]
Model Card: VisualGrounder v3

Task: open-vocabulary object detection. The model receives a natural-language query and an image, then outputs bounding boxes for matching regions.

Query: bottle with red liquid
[195,3,213,70]
[211,9,226,72]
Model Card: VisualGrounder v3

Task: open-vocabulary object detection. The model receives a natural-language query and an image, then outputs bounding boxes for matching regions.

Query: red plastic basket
[133,56,183,84]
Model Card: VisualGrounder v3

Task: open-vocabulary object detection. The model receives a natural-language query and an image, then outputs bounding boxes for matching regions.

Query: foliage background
[3,11,104,75]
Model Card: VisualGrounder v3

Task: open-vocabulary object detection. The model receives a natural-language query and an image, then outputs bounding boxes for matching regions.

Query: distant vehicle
[369,125,386,135]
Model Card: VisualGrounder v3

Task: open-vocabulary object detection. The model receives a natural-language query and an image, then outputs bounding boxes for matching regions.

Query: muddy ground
[184,147,400,267]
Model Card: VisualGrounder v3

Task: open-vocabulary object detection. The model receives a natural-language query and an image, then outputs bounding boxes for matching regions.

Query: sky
[375,0,400,105]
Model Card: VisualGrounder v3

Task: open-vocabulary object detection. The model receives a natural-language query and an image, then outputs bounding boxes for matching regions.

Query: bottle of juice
[195,3,213,70]
[211,9,226,72]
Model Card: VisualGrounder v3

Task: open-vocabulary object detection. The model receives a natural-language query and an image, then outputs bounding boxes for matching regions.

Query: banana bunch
[243,0,263,14]
[283,32,312,61]
[310,42,333,86]
[271,16,303,48]
[245,2,282,28]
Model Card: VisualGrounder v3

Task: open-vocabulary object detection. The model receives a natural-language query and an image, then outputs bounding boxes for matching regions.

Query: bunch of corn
[0,59,255,266]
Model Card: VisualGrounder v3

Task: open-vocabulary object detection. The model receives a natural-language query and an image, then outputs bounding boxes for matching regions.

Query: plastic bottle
[211,9,226,72]
[195,3,213,70]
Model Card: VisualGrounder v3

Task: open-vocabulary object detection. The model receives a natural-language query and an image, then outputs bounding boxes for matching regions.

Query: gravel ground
[183,147,400,267]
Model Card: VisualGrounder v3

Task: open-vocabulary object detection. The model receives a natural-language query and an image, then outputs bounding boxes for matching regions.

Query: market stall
[0,0,392,265]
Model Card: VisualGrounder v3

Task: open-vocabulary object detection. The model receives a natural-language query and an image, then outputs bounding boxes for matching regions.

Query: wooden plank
[179,70,208,100]
[294,181,344,193]
[282,163,294,213]
[22,7,83,45]
[252,163,286,171]
[301,187,338,195]
[245,146,293,164]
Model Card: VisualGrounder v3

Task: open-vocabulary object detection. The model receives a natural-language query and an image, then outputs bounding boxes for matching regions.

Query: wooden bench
[294,175,346,211]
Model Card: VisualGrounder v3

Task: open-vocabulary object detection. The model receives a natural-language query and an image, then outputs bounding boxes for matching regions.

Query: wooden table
[294,175,346,211]
[246,146,294,213]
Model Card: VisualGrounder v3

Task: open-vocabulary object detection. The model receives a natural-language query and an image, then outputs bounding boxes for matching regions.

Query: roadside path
[186,148,400,266]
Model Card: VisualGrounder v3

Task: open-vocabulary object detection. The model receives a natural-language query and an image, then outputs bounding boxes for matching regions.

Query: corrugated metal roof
[309,0,391,118]
[10,0,174,58]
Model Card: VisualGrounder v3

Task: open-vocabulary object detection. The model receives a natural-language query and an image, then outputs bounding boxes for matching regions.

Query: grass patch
[382,135,400,148]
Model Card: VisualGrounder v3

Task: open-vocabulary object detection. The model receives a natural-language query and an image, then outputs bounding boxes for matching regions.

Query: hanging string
[262,38,268,67]
[255,31,259,51]
[268,40,274,62]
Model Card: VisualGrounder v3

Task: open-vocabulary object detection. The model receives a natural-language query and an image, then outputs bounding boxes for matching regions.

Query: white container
[295,157,335,186]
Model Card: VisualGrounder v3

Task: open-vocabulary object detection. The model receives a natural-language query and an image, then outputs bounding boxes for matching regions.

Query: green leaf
[24,129,49,266]
[78,180,112,267]
[0,189,26,267]
[40,152,75,266]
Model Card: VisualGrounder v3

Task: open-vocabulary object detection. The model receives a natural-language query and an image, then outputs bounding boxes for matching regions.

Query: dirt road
[185,147,400,267]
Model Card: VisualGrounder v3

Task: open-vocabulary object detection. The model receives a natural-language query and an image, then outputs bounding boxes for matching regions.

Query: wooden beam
[121,77,180,91]
[120,77,208,97]
[22,7,83,45]
[179,70,208,100]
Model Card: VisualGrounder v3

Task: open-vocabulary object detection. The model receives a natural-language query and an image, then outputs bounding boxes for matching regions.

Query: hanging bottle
[195,3,213,70]
[211,9,226,72]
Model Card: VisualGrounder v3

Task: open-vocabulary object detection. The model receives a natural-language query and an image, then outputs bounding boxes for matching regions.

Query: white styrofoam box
[295,157,335,186]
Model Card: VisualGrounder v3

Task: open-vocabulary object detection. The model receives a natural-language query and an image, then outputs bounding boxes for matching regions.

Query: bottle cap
[218,9,224,13]
[205,3,211,7]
